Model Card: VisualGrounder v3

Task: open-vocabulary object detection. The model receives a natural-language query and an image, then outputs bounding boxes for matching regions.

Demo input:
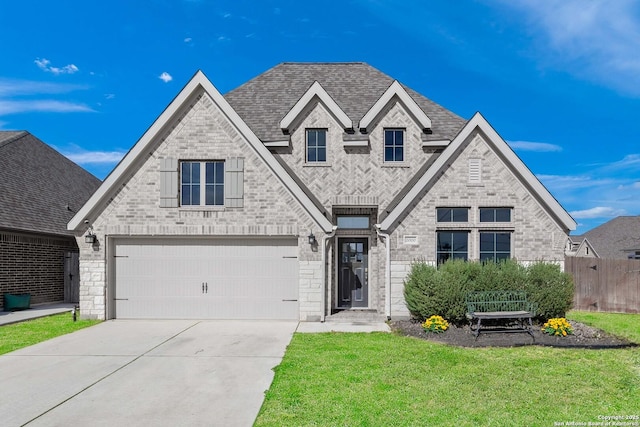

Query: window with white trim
[384,129,404,162]
[306,129,327,163]
[180,161,224,206]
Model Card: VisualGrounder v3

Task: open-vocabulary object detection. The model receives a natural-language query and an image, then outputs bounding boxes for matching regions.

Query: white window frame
[180,160,225,207]
[384,128,405,162]
[306,129,327,163]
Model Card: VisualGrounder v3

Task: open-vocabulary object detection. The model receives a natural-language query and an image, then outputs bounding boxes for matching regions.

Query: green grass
[568,310,640,343]
[256,313,640,427]
[0,312,100,355]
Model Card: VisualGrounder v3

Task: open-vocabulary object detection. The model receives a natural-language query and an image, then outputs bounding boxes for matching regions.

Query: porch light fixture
[84,220,96,244]
[307,232,316,245]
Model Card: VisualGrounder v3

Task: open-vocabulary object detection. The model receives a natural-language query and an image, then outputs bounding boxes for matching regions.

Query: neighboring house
[566,216,640,259]
[0,131,101,309]
[68,62,576,321]
[565,235,598,258]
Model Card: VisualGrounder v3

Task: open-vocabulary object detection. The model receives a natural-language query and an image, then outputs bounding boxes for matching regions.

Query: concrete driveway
[0,320,297,427]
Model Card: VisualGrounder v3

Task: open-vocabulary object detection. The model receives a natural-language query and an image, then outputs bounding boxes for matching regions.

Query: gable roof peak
[224,62,466,144]
[280,80,352,132]
[359,80,432,133]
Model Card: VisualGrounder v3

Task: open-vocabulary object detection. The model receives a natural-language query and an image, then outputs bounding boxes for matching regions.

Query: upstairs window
[384,129,404,162]
[306,129,327,163]
[181,161,224,206]
[437,208,469,222]
[479,208,512,222]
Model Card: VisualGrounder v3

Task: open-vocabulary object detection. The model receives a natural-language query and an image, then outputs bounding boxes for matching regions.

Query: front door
[338,238,368,308]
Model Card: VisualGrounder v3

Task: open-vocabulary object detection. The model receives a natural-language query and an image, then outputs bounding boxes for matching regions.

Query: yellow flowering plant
[422,315,449,334]
[542,317,573,337]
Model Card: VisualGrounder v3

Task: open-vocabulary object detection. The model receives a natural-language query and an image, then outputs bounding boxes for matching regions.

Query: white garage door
[113,238,299,319]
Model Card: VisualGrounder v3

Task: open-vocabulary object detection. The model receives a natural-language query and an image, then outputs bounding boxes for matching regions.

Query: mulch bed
[390,319,637,349]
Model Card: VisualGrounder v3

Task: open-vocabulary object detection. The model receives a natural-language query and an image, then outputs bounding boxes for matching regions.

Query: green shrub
[403,259,574,324]
[524,262,574,319]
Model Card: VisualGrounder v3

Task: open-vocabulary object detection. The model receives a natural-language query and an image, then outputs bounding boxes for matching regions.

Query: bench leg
[527,317,535,341]
[474,318,482,340]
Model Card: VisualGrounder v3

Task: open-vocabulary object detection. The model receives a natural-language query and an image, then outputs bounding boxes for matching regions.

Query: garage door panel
[114,238,299,320]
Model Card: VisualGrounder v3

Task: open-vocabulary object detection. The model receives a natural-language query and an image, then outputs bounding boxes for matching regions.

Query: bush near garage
[403,259,574,324]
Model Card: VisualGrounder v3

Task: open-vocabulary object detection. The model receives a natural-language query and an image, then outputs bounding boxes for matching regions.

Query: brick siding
[0,230,77,309]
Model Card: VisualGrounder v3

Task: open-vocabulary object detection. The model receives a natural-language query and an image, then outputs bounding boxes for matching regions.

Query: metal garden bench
[465,291,537,340]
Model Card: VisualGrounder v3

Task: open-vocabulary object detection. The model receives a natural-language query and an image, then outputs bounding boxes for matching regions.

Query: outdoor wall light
[84,230,96,244]
[84,220,96,244]
[308,232,316,245]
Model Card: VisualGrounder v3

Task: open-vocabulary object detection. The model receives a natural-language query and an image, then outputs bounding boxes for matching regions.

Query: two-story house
[68,63,576,321]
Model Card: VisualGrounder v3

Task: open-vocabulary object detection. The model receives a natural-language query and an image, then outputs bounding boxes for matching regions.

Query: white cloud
[35,58,79,75]
[56,145,126,165]
[159,72,173,83]
[184,37,193,43]
[496,0,640,96]
[603,154,640,171]
[104,93,116,100]
[570,206,627,219]
[64,150,126,165]
[0,100,94,115]
[0,78,93,116]
[508,140,562,152]
[0,79,87,96]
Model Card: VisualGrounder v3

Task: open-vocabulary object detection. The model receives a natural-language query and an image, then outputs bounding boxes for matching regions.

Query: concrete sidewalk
[296,321,390,333]
[0,303,76,326]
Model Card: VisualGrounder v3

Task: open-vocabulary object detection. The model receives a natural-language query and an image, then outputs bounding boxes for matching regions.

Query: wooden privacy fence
[565,257,640,314]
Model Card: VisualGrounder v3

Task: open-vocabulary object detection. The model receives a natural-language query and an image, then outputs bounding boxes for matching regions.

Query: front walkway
[0,303,76,326]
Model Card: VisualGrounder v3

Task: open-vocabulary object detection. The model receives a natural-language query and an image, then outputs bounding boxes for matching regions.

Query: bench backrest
[465,290,536,315]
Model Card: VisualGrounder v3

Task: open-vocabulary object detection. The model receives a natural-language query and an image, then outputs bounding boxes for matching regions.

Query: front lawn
[256,313,640,426]
[0,312,100,355]
[568,310,640,343]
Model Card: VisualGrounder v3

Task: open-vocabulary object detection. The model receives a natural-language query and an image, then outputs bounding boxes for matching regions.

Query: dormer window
[306,129,327,163]
[384,129,404,162]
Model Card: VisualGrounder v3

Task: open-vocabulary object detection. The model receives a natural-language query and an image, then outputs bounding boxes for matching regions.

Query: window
[181,161,224,206]
[479,232,511,262]
[437,207,469,222]
[306,129,327,162]
[384,129,404,162]
[337,216,369,229]
[479,208,511,222]
[437,231,468,264]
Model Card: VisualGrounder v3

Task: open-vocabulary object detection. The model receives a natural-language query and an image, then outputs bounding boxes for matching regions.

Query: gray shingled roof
[582,216,640,259]
[224,62,466,143]
[0,131,101,237]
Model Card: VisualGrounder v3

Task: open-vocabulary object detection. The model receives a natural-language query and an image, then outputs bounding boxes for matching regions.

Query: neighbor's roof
[582,216,640,259]
[0,131,101,237]
[224,62,466,143]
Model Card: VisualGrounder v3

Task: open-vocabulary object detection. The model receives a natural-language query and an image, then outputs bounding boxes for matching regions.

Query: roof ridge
[280,61,368,65]
[0,131,28,149]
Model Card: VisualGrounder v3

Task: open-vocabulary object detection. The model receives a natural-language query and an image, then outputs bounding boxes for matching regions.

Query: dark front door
[338,238,368,308]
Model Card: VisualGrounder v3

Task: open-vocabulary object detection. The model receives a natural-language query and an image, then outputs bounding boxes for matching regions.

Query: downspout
[320,226,338,322]
[375,224,392,320]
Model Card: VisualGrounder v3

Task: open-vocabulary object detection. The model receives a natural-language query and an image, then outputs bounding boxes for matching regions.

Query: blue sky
[1,0,639,234]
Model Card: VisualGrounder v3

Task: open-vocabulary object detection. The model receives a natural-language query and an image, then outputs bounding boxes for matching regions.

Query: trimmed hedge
[403,259,574,324]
